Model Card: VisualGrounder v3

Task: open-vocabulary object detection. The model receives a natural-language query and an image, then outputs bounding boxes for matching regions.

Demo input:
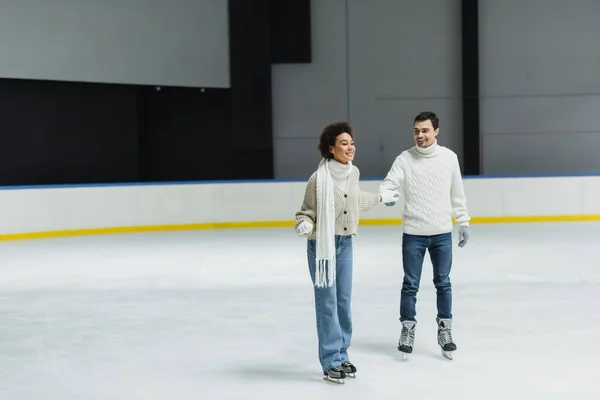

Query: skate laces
[400,326,415,345]
[439,326,453,344]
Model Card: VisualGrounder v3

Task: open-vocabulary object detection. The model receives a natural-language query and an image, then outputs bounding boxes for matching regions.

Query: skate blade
[346,373,356,378]
[323,376,345,384]
[441,350,454,360]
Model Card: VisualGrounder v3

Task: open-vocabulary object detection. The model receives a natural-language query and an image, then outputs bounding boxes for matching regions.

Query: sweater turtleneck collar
[413,140,439,157]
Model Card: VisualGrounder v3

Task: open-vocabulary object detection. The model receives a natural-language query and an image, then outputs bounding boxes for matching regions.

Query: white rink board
[2,176,600,235]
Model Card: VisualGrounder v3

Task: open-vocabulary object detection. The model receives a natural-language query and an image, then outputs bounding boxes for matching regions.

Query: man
[378,111,470,360]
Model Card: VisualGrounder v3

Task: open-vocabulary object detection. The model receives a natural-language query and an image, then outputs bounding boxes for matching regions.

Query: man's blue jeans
[400,232,453,322]
[307,235,353,371]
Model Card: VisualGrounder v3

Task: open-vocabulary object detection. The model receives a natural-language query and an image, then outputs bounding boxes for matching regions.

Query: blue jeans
[400,232,453,322]
[307,235,353,371]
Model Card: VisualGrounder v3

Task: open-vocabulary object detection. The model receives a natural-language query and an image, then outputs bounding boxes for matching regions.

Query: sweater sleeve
[295,173,317,228]
[450,155,470,226]
[379,155,405,194]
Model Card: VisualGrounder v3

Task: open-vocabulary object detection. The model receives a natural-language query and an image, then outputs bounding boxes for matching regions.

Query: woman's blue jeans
[307,235,353,371]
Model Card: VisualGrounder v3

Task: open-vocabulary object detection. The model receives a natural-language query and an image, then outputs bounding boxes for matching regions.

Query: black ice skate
[397,320,416,360]
[341,361,356,378]
[437,317,457,360]
[323,366,346,384]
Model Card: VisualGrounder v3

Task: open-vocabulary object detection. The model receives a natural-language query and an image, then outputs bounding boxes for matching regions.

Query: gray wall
[479,0,600,175]
[0,0,230,88]
[272,0,463,179]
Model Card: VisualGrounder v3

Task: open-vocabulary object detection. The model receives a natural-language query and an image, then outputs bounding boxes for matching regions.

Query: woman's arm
[295,173,317,230]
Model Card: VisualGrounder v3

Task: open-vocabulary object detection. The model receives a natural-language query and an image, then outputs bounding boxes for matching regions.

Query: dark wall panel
[137,87,232,182]
[269,0,312,64]
[0,1,280,186]
[461,0,480,175]
[228,0,274,179]
[0,79,138,186]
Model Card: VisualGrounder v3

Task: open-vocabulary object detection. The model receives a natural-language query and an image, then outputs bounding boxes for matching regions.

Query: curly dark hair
[318,121,354,159]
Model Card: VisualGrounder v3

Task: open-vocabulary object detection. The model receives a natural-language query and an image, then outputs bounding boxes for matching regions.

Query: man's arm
[379,156,405,194]
[450,155,470,226]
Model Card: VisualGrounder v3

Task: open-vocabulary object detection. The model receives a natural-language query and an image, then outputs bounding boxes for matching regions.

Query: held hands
[458,225,469,248]
[379,190,400,206]
[296,220,314,237]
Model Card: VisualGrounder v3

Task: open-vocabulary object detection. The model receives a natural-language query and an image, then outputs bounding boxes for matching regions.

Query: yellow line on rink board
[2,215,600,241]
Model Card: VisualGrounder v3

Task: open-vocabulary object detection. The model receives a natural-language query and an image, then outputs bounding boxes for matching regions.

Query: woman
[294,121,400,383]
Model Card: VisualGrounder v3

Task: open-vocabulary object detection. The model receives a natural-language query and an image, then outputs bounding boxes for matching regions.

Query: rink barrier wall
[2,175,600,241]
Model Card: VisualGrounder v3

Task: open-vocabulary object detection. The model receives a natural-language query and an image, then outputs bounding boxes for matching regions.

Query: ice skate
[397,320,416,360]
[437,318,457,360]
[323,366,346,384]
[341,361,356,378]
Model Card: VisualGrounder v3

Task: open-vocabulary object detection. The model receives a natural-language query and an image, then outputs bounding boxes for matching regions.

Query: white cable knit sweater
[379,142,470,235]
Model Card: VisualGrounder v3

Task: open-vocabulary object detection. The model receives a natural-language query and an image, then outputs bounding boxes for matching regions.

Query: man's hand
[379,190,400,206]
[458,226,469,248]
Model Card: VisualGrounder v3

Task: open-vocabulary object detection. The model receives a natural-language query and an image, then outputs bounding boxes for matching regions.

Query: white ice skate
[397,320,416,360]
[437,318,457,360]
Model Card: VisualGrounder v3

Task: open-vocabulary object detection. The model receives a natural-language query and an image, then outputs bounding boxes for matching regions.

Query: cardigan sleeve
[359,190,380,212]
[295,173,317,228]
[355,167,380,212]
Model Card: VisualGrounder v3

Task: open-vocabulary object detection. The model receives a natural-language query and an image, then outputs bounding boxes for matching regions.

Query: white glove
[379,190,400,206]
[458,225,469,248]
[296,220,313,237]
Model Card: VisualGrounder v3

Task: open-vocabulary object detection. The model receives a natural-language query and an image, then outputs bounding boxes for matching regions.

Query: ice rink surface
[1,222,599,399]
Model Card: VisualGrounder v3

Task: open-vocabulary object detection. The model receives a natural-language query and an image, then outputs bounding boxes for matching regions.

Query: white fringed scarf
[314,158,353,288]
